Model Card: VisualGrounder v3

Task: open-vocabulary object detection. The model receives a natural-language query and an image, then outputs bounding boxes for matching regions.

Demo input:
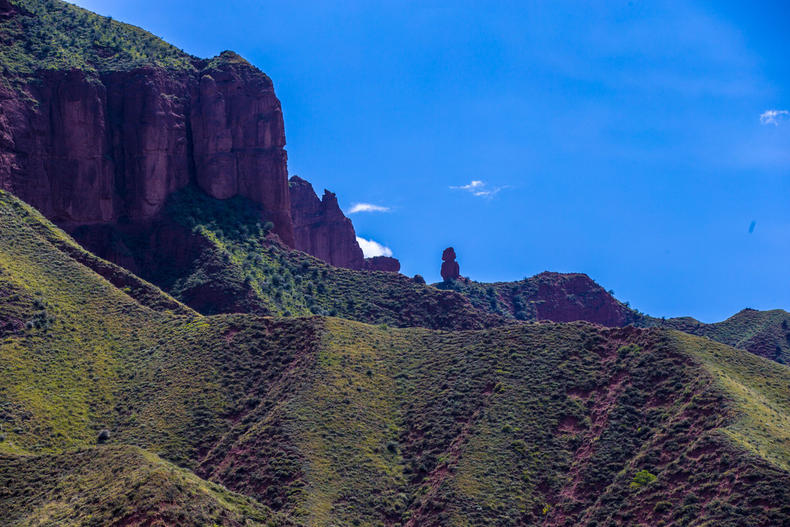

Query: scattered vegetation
[0,0,194,82]
[630,469,657,488]
[1,190,790,525]
[0,446,296,526]
[156,185,500,329]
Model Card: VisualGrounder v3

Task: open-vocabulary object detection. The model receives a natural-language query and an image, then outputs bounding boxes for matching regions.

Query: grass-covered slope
[652,309,790,364]
[0,446,297,526]
[214,320,789,526]
[0,0,194,81]
[2,189,790,526]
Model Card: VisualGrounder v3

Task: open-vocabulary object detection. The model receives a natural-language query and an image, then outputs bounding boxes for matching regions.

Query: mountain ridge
[2,2,790,526]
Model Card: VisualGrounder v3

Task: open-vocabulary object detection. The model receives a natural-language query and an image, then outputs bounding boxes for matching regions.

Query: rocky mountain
[2,3,790,525]
[437,270,642,327]
[0,0,396,273]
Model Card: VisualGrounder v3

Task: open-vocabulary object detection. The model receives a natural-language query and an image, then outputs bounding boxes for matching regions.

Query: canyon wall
[0,52,294,244]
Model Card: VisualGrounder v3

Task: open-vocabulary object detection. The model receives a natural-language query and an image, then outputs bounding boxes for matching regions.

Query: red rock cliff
[0,44,293,244]
[289,175,365,269]
[289,176,400,271]
[531,272,635,326]
[0,1,407,271]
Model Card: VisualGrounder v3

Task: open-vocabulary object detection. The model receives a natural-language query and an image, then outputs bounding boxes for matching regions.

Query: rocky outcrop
[530,272,636,326]
[191,57,293,245]
[363,256,400,272]
[440,247,460,281]
[0,41,293,243]
[289,176,364,269]
[289,175,400,271]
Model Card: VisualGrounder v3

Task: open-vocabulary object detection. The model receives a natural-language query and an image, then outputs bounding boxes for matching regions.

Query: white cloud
[347,203,391,214]
[356,236,393,258]
[760,109,789,126]
[450,180,506,198]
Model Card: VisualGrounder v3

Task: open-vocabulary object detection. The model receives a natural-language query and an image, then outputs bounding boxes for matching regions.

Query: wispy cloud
[356,236,393,258]
[450,180,506,198]
[347,203,391,214]
[760,109,789,126]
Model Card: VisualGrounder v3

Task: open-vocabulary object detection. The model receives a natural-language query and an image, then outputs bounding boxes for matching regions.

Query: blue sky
[74,0,790,322]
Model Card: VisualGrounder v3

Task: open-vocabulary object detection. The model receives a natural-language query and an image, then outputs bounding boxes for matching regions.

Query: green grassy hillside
[0,0,193,81]
[2,190,790,526]
[0,446,298,526]
[653,309,790,364]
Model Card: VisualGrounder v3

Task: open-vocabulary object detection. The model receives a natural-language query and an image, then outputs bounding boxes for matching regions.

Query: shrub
[412,274,426,284]
[97,429,111,443]
[630,469,657,488]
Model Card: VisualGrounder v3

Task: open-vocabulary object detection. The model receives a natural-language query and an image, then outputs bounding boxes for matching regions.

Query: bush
[630,469,657,488]
[412,274,426,284]
[97,429,111,443]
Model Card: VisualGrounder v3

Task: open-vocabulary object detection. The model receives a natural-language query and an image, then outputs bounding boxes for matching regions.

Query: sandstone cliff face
[0,38,293,243]
[289,176,365,269]
[191,60,293,245]
[530,272,635,326]
[289,175,401,272]
[1,70,116,224]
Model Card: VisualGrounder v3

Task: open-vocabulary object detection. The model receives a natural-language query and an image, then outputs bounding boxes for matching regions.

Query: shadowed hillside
[71,185,502,329]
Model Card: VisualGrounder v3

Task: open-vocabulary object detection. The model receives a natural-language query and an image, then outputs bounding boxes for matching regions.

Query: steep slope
[649,309,790,364]
[2,191,789,526]
[0,446,298,526]
[74,185,499,328]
